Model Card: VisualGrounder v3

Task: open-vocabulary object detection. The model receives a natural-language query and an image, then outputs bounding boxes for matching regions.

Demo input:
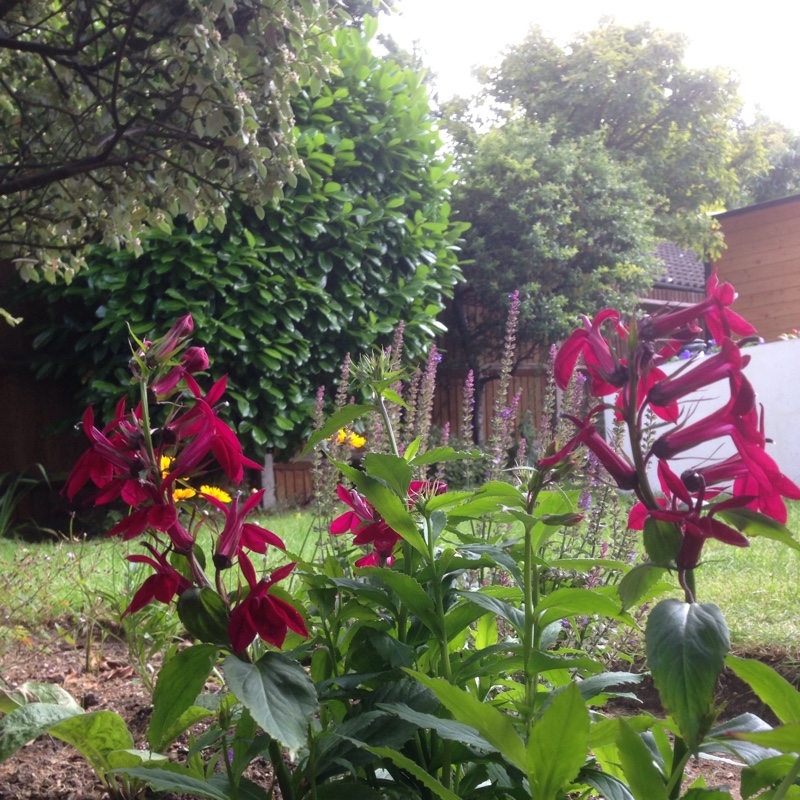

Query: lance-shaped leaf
[359,567,442,638]
[726,655,800,724]
[406,671,527,772]
[646,600,730,749]
[617,565,669,611]
[363,453,412,498]
[0,703,81,763]
[527,683,590,800]
[716,508,800,552]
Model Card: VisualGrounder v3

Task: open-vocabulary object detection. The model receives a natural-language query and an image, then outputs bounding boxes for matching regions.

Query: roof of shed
[653,241,705,292]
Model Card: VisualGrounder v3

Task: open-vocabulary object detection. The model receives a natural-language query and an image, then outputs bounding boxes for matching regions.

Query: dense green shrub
[25,23,465,455]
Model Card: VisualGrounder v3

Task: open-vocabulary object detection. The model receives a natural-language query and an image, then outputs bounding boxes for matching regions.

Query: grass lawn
[2,502,799,654]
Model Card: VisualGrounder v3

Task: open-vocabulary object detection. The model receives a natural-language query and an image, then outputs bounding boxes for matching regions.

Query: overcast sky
[380,0,800,130]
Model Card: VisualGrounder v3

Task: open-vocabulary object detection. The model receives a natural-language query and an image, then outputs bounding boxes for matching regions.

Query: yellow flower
[160,454,174,479]
[330,428,367,447]
[172,487,197,502]
[334,429,348,444]
[201,485,232,503]
[348,432,366,448]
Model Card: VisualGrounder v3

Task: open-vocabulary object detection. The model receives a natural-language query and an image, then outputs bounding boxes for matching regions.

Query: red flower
[228,555,307,653]
[638,271,756,345]
[203,489,285,569]
[123,544,192,617]
[554,309,629,394]
[538,410,638,491]
[629,462,750,570]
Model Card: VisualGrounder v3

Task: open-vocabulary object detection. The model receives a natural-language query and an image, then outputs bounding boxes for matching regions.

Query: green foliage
[24,25,464,454]
[0,0,336,278]
[477,21,769,251]
[447,117,658,387]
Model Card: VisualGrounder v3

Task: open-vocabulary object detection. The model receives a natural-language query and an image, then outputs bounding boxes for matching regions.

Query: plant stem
[773,754,800,800]
[268,738,294,800]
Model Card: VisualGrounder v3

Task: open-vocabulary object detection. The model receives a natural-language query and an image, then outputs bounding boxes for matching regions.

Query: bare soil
[0,633,797,799]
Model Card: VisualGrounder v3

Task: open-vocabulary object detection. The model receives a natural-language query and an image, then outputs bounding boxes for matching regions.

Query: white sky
[380,0,800,130]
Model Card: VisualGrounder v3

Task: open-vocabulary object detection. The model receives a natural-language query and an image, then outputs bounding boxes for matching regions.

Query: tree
[0,0,335,280]
[23,23,466,456]
[476,21,768,252]
[737,115,800,205]
[447,118,657,442]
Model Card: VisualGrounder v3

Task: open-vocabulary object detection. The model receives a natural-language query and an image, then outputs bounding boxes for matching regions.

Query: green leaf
[456,590,525,636]
[0,682,81,714]
[359,568,442,637]
[617,565,668,611]
[615,719,669,800]
[579,769,636,800]
[363,453,412,497]
[177,588,231,647]
[406,671,527,771]
[726,655,800,724]
[301,404,375,456]
[149,644,218,751]
[643,517,682,565]
[50,710,135,776]
[363,744,462,800]
[536,588,634,629]
[119,767,259,800]
[223,652,318,754]
[715,508,800,551]
[409,447,483,467]
[527,683,590,800]
[646,600,730,748]
[0,703,81,763]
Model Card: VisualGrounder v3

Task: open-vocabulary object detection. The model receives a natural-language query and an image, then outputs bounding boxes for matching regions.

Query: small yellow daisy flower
[201,485,232,503]
[172,487,197,501]
[348,432,367,448]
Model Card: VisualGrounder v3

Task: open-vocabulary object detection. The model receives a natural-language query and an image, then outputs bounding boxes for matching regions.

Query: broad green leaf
[618,564,668,610]
[726,655,800,724]
[716,508,800,551]
[106,749,168,769]
[50,710,135,776]
[615,719,669,800]
[177,589,230,647]
[643,517,682,566]
[363,453,412,497]
[359,567,442,637]
[681,788,733,799]
[527,683,590,800]
[740,755,800,798]
[703,713,780,765]
[0,682,81,714]
[301,405,375,456]
[726,723,800,753]
[457,543,525,588]
[364,744,462,800]
[154,706,213,755]
[0,703,81,763]
[407,671,527,771]
[646,600,730,748]
[536,588,634,629]
[119,767,268,800]
[223,652,318,754]
[579,768,636,800]
[378,703,499,755]
[149,644,218,751]
[316,783,386,800]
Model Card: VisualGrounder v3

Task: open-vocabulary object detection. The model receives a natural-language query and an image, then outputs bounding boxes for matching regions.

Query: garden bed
[3,632,796,800]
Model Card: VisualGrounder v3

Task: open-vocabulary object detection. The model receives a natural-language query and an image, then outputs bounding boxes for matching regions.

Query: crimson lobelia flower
[123,543,192,617]
[228,554,308,653]
[538,409,638,491]
[331,481,446,567]
[554,309,629,395]
[202,489,286,569]
[628,462,750,571]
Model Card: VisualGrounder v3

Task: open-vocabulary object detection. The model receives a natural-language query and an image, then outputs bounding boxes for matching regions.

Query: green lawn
[1,503,799,654]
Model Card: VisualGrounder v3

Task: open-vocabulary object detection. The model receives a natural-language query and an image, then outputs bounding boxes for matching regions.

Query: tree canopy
[474,22,768,252]
[24,23,465,456]
[0,0,335,280]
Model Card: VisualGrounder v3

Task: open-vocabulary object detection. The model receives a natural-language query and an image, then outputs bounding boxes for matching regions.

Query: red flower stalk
[228,556,307,653]
[629,462,750,571]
